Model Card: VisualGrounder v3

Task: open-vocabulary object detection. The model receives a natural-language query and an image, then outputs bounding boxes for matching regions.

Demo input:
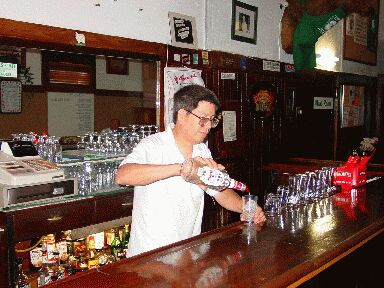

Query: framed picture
[169,12,198,49]
[0,80,22,113]
[343,0,379,65]
[340,85,365,128]
[231,0,258,44]
[106,57,129,75]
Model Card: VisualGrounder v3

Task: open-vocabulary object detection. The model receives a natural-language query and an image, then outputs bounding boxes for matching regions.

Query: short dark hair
[173,85,221,123]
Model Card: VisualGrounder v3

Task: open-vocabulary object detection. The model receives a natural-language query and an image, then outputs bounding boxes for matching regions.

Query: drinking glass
[242,195,257,223]
[264,193,281,216]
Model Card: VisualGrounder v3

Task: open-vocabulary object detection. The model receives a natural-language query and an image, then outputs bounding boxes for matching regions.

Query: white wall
[0,0,382,76]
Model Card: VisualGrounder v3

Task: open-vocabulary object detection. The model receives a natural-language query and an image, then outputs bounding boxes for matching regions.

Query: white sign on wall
[48,92,94,136]
[313,97,333,110]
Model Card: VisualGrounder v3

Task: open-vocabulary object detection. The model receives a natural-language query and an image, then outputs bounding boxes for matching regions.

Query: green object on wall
[293,6,345,70]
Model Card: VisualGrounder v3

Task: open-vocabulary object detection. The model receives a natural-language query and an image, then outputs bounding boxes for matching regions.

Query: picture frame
[231,0,258,44]
[343,0,380,65]
[169,12,198,49]
[106,57,129,75]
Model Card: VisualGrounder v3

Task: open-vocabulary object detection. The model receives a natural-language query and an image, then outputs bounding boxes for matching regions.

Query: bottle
[15,258,30,288]
[55,231,69,265]
[76,252,88,272]
[181,158,249,192]
[122,224,130,258]
[37,244,51,287]
[86,235,99,269]
[110,229,124,260]
[98,246,115,266]
[50,249,65,281]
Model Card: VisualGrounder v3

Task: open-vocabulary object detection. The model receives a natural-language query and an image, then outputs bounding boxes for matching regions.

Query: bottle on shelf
[98,246,115,266]
[50,249,65,281]
[37,244,52,287]
[29,240,43,272]
[181,158,249,192]
[76,252,88,272]
[122,224,130,258]
[56,231,69,266]
[110,229,124,260]
[86,235,99,269]
[15,258,31,288]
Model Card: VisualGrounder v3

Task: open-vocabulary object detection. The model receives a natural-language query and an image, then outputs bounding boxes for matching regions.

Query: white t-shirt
[120,125,218,257]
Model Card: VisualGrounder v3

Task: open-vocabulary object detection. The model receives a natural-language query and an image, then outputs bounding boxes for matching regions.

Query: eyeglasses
[185,109,220,128]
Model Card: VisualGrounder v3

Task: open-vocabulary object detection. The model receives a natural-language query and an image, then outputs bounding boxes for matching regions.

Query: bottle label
[197,167,228,189]
[30,248,43,268]
[197,166,249,192]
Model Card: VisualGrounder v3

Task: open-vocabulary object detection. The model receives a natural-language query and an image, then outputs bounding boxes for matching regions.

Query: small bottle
[15,259,31,288]
[181,158,249,192]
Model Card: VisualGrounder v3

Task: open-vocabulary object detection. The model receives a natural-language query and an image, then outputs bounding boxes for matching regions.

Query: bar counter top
[47,178,384,288]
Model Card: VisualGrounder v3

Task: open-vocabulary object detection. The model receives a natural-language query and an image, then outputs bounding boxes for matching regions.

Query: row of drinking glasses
[77,125,158,156]
[59,158,123,195]
[264,167,337,216]
[266,197,333,233]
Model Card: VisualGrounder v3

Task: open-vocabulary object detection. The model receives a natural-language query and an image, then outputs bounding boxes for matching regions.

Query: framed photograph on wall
[169,12,198,49]
[106,57,129,75]
[231,0,258,44]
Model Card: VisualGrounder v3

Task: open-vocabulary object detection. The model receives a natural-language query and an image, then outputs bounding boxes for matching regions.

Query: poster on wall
[168,12,198,49]
[48,92,94,136]
[340,85,365,128]
[222,111,237,142]
[164,67,204,127]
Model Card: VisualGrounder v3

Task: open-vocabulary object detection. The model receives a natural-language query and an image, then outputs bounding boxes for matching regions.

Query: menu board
[0,80,22,113]
[48,92,94,136]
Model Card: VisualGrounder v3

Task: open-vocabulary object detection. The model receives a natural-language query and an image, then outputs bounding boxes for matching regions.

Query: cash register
[0,140,77,207]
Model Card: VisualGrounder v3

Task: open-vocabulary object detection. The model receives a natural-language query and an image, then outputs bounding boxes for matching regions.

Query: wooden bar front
[46,179,384,287]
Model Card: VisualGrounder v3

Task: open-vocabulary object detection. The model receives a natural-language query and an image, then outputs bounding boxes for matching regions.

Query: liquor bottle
[180,158,249,192]
[53,249,65,281]
[15,258,31,288]
[104,228,115,246]
[97,246,115,266]
[29,237,43,271]
[76,252,88,272]
[122,224,130,258]
[55,231,69,265]
[86,235,99,269]
[37,244,51,287]
[110,229,124,260]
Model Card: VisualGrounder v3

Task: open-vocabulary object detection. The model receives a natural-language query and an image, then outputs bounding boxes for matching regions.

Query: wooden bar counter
[47,179,384,288]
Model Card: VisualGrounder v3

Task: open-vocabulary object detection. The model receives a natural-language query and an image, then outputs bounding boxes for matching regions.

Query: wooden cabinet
[95,191,133,223]
[11,199,94,243]
[0,188,133,288]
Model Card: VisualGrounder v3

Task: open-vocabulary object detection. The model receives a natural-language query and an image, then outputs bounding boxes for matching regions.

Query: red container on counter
[333,149,375,189]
